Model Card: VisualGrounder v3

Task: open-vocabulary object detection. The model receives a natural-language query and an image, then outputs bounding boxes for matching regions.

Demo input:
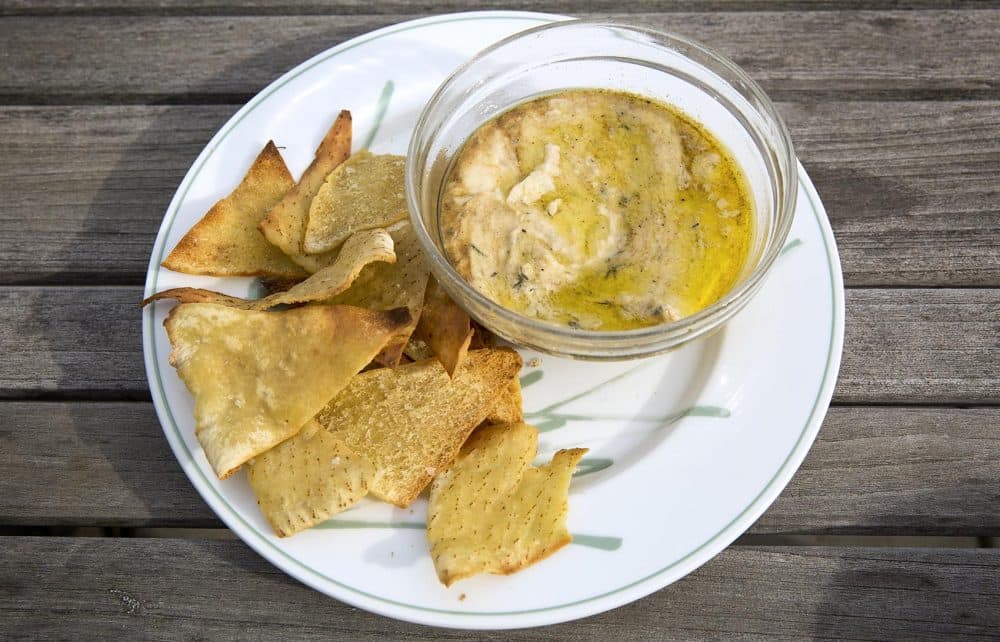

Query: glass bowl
[406,19,797,360]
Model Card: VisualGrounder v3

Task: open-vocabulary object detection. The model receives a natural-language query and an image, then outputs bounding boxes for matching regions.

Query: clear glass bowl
[406,19,797,360]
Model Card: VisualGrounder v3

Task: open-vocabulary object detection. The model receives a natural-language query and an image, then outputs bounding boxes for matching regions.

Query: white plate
[143,11,844,630]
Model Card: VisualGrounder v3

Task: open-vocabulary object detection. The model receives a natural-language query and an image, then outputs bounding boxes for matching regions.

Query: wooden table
[2,1,998,638]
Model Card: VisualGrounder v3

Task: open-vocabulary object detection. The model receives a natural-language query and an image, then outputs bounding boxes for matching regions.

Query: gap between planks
[3,88,1000,106]
[2,537,998,638]
[1,526,997,549]
[1,1,997,18]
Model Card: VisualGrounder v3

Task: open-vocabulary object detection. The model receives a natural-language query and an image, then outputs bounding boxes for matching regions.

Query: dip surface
[440,89,753,331]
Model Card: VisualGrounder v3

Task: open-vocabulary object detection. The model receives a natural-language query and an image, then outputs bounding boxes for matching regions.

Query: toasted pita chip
[427,422,587,586]
[165,303,410,479]
[303,151,408,254]
[483,376,524,425]
[247,420,375,537]
[162,141,306,278]
[259,111,352,273]
[141,228,395,311]
[315,348,523,507]
[414,277,473,378]
[142,287,256,309]
[255,228,394,308]
[328,220,430,367]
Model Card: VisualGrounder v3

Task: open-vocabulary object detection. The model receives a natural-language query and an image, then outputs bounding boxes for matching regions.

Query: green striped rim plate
[142,11,844,630]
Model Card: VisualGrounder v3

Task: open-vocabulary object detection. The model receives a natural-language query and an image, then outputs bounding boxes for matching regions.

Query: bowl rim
[406,17,797,348]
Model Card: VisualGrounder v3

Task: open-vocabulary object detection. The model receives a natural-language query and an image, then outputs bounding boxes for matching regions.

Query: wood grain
[0,2,996,637]
[2,402,998,534]
[0,402,214,527]
[1,102,997,286]
[0,106,229,285]
[2,1,996,16]
[2,537,997,639]
[756,407,1000,535]
[785,101,1000,287]
[2,286,997,403]
[839,289,1000,404]
[0,287,145,399]
[0,12,997,101]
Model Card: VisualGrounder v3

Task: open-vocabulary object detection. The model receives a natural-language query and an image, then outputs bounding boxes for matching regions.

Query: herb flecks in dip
[440,89,753,331]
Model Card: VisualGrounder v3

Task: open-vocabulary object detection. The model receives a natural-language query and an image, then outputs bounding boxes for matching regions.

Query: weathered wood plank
[0,402,214,527]
[2,102,997,286]
[787,102,1000,287]
[0,0,994,16]
[2,286,997,403]
[0,287,145,399]
[839,289,1000,404]
[0,12,997,101]
[756,407,1000,535]
[2,537,997,638]
[0,105,227,285]
[3,401,998,534]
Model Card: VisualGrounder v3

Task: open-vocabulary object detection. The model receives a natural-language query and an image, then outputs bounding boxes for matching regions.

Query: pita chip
[162,141,305,278]
[427,422,587,586]
[141,228,395,311]
[248,420,375,537]
[164,302,410,479]
[315,348,523,507]
[327,220,429,367]
[258,110,352,273]
[303,150,408,254]
[414,277,473,377]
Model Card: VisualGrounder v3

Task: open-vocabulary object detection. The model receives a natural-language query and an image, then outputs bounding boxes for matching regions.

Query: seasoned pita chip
[254,228,394,308]
[165,303,410,479]
[414,277,473,378]
[248,420,375,537]
[315,348,523,507]
[328,221,429,367]
[259,111,352,273]
[427,422,587,586]
[483,377,524,425]
[303,150,408,254]
[142,287,256,309]
[162,141,305,278]
[141,228,395,311]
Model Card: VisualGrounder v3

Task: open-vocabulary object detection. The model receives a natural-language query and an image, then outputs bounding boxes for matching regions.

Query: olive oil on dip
[440,89,753,331]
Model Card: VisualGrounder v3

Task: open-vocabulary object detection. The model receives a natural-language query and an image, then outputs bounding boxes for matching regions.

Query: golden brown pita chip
[259,111,352,273]
[414,277,473,378]
[483,376,524,425]
[315,348,523,507]
[328,221,430,367]
[162,141,306,278]
[141,228,395,311]
[165,302,410,479]
[427,422,587,586]
[248,420,375,537]
[303,150,408,254]
[254,228,394,308]
[142,287,256,309]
